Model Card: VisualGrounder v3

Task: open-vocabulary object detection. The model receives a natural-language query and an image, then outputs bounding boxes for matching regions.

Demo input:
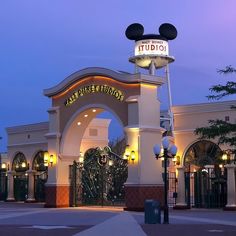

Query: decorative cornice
[45,132,61,139]
[43,67,164,97]
[7,141,47,148]
[6,122,49,134]
[124,125,166,133]
[172,100,236,115]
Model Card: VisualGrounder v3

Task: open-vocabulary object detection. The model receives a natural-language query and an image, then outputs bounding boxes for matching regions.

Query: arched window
[32,151,47,171]
[12,152,27,172]
[184,140,222,170]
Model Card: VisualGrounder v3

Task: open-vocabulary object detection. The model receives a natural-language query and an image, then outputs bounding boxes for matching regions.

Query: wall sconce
[123,145,131,160]
[123,145,136,164]
[130,151,136,163]
[49,155,54,167]
[172,156,180,166]
[1,163,7,170]
[44,151,54,167]
[78,152,84,168]
[222,153,228,162]
[44,151,49,166]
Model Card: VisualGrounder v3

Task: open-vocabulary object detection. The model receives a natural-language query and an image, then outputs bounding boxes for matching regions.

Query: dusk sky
[1,1,236,151]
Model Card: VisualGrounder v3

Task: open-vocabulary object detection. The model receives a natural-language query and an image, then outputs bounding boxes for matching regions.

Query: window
[225,116,230,122]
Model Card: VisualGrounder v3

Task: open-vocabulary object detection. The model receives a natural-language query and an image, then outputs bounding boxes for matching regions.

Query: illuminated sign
[135,39,169,57]
[64,84,124,106]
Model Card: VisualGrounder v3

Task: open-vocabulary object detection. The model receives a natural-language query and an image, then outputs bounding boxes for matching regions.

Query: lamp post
[153,137,177,224]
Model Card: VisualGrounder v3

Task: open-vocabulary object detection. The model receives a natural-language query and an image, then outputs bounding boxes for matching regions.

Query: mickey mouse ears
[159,23,177,40]
[125,23,177,41]
[125,23,144,40]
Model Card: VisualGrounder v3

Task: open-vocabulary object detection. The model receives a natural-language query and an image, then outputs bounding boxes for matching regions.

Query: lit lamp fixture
[221,149,236,165]
[222,153,228,163]
[44,151,49,166]
[49,155,54,167]
[172,156,180,166]
[123,145,136,163]
[21,162,26,168]
[43,151,54,167]
[123,145,131,160]
[79,152,84,168]
[108,159,114,166]
[130,150,136,163]
[153,137,178,224]
[1,163,7,170]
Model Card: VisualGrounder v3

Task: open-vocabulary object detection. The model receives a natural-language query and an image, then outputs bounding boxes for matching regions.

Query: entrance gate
[14,174,28,201]
[70,147,128,207]
[35,171,47,202]
[0,171,7,200]
[185,168,227,208]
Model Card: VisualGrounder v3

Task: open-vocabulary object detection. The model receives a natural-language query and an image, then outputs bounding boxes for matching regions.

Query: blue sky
[1,0,236,151]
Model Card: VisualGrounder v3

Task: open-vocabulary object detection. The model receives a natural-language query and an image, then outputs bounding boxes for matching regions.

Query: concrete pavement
[0,202,235,235]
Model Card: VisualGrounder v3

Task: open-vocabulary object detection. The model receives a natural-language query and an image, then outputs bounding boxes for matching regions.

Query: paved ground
[0,202,235,235]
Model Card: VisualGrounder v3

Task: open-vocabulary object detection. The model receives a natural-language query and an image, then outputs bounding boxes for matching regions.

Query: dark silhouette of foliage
[195,66,236,153]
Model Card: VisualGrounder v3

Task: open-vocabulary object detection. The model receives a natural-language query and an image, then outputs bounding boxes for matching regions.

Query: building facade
[1,67,235,210]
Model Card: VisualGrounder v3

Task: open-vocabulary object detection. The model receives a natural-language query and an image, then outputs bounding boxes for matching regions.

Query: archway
[184,140,222,171]
[12,152,28,201]
[44,67,164,209]
[183,140,226,208]
[32,151,48,202]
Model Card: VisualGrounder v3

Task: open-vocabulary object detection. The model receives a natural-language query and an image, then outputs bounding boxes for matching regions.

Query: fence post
[174,166,188,209]
[224,164,236,210]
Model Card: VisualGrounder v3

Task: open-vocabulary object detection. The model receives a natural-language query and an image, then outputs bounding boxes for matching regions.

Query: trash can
[144,199,161,224]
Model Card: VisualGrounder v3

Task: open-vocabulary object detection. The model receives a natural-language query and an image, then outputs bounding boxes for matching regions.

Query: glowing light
[84,114,88,118]
[92,109,96,112]
[130,151,136,162]
[222,153,228,161]
[77,122,81,126]
[49,155,54,166]
[79,152,84,164]
[1,163,6,169]
[21,162,26,168]
[44,151,49,162]
[108,160,113,166]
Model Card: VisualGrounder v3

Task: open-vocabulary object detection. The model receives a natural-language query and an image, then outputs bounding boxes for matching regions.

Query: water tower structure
[125,23,177,132]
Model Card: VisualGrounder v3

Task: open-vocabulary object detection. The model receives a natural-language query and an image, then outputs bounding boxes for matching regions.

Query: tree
[195,66,236,152]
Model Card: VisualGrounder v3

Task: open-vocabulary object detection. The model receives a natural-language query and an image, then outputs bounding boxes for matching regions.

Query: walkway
[0,203,235,235]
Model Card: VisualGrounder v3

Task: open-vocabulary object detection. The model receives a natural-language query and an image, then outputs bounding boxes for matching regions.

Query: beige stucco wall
[80,118,111,154]
[5,118,110,170]
[6,122,49,168]
[173,100,236,164]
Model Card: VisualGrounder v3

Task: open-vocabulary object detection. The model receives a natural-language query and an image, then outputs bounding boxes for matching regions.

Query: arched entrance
[32,151,48,202]
[12,152,28,201]
[70,147,128,207]
[183,140,227,208]
[44,67,165,209]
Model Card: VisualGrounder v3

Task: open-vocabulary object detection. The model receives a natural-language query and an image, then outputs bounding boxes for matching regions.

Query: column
[174,166,188,209]
[224,164,236,210]
[6,171,15,201]
[26,170,36,202]
[124,81,164,211]
[45,106,69,208]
